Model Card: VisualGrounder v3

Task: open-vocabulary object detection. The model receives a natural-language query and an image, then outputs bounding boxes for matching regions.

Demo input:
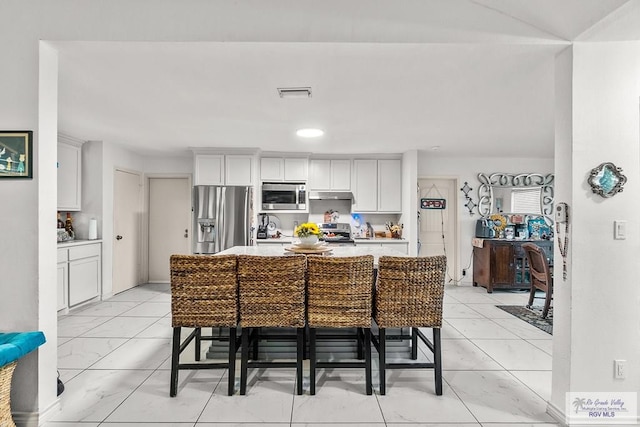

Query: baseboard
[547,400,568,426]
[11,411,38,427]
[38,398,61,424]
[12,398,61,427]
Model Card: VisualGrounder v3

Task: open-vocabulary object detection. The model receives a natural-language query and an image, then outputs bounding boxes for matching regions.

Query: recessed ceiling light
[296,128,324,138]
[431,146,441,151]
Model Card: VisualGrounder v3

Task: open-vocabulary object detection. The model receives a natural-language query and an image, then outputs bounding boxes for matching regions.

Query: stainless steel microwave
[261,182,306,210]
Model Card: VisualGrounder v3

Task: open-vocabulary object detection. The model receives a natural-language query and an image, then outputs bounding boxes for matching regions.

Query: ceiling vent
[277,87,312,99]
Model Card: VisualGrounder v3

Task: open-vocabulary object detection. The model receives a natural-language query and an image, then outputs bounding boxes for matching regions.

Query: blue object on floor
[0,332,46,366]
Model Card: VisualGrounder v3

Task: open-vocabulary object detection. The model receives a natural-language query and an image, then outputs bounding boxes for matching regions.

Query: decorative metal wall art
[587,162,627,198]
[460,181,476,215]
[477,172,554,218]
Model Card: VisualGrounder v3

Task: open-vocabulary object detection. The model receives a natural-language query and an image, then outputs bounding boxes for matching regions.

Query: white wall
[417,154,554,284]
[550,46,573,417]
[564,40,640,407]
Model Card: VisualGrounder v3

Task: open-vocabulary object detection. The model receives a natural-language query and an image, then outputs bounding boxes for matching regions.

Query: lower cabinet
[473,239,552,293]
[355,240,409,254]
[58,242,102,310]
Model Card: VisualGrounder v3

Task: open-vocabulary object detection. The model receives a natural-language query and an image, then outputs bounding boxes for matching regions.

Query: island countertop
[216,245,407,266]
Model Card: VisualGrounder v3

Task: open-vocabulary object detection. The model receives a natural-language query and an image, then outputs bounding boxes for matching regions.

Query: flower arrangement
[386,222,404,239]
[294,222,321,238]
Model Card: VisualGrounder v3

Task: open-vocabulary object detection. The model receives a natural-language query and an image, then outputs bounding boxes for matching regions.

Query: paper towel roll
[88,218,98,240]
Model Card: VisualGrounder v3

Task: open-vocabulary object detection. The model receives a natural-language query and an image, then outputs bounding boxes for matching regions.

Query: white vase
[297,235,319,248]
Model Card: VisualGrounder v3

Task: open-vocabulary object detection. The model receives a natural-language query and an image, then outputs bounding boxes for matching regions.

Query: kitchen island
[207,244,412,360]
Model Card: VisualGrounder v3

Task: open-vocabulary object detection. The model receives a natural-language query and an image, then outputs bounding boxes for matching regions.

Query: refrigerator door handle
[244,187,251,246]
[218,187,227,253]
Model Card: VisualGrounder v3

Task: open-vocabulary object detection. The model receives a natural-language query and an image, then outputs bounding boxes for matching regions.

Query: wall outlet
[614,360,626,379]
[462,269,467,276]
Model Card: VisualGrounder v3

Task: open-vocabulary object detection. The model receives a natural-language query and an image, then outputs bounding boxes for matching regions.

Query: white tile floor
[46,283,558,427]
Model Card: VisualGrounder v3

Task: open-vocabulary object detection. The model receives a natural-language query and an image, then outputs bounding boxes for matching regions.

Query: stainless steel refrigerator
[193,185,253,254]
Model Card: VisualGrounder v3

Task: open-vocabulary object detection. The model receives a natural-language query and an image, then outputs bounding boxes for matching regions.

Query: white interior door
[148,177,191,282]
[113,169,142,294]
[418,178,458,283]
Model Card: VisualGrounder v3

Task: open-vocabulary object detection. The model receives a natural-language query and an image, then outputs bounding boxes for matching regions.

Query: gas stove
[317,223,355,245]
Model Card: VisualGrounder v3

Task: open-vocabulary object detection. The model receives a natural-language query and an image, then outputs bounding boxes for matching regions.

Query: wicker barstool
[169,254,240,397]
[237,254,306,395]
[307,255,374,395]
[372,255,447,395]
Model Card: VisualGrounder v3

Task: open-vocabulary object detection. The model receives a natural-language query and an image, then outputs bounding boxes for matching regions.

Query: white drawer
[57,248,68,263]
[69,243,101,261]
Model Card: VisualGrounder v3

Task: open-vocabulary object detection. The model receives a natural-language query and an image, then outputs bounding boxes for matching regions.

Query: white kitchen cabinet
[57,249,68,311]
[355,239,409,254]
[352,160,378,211]
[260,157,308,182]
[57,241,102,309]
[57,139,83,211]
[308,159,351,191]
[352,159,401,213]
[195,154,253,186]
[225,155,254,186]
[195,154,224,185]
[284,158,308,181]
[260,158,284,181]
[377,159,402,212]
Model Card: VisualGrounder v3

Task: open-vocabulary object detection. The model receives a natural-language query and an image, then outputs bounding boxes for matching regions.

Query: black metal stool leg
[310,328,317,395]
[195,327,202,361]
[296,328,304,395]
[433,328,442,395]
[379,328,386,395]
[364,328,372,395]
[227,327,237,396]
[240,327,250,395]
[170,327,181,397]
[357,327,364,360]
[411,327,418,360]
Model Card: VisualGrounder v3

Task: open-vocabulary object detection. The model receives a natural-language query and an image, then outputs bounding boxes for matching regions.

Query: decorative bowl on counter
[57,229,74,242]
[297,235,319,248]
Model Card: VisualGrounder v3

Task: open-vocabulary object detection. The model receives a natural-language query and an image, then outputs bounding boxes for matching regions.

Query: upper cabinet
[352,159,401,213]
[377,159,402,212]
[225,155,254,186]
[308,159,351,191]
[260,157,308,182]
[57,138,84,211]
[194,154,253,186]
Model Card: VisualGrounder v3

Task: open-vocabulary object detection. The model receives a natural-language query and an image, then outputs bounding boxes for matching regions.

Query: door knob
[184,229,188,238]
[116,235,123,240]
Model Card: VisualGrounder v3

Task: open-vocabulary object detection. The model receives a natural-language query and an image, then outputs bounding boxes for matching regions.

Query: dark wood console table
[473,239,553,293]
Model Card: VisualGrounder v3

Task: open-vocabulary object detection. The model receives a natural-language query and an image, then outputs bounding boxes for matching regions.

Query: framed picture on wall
[0,131,33,179]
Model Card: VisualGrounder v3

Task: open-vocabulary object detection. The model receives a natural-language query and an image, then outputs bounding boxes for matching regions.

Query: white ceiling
[55,0,632,158]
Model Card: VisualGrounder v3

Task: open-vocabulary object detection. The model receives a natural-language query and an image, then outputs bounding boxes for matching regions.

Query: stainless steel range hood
[308,191,354,201]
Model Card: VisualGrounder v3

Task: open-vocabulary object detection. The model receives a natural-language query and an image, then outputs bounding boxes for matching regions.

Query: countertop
[217,245,407,266]
[57,239,102,248]
[256,237,407,244]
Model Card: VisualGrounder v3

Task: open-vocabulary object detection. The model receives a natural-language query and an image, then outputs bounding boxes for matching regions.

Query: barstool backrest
[170,254,238,328]
[238,255,306,328]
[307,255,374,328]
[375,256,447,328]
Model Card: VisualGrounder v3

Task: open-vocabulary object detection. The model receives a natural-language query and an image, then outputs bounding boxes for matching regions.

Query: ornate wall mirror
[477,172,554,219]
[587,162,627,198]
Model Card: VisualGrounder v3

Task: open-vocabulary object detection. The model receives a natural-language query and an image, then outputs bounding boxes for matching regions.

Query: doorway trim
[143,173,192,284]
[417,175,460,283]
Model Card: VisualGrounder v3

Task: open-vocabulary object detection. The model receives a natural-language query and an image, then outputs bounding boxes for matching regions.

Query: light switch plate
[614,220,627,240]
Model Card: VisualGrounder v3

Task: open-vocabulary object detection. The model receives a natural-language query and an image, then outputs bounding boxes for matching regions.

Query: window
[511,188,541,214]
